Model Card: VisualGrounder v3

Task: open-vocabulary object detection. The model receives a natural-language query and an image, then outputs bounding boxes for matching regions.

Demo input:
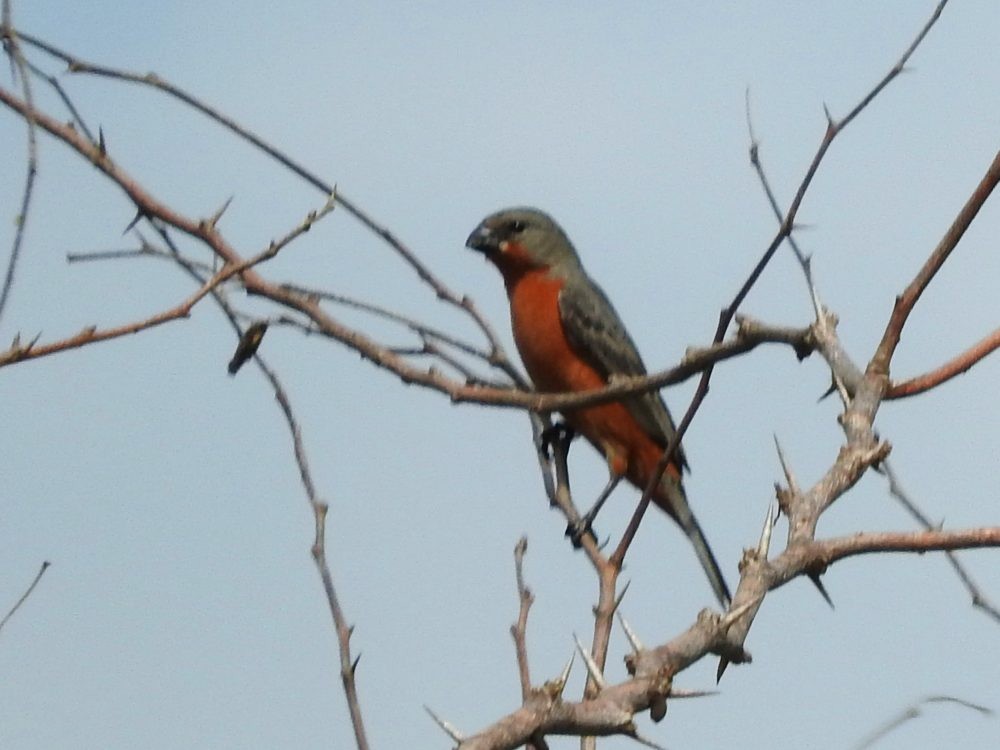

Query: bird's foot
[565,516,599,549]
[540,421,575,458]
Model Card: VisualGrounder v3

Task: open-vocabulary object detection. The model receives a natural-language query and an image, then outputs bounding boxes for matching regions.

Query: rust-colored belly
[506,270,669,487]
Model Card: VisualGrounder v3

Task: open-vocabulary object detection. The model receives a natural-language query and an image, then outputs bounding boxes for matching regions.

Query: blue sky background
[2,2,998,748]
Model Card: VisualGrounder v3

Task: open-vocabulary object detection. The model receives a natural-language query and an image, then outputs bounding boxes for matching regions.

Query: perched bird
[466,208,730,607]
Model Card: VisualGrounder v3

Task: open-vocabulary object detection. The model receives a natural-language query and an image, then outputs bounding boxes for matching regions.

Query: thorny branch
[0,2,38,324]
[145,229,372,750]
[3,2,998,749]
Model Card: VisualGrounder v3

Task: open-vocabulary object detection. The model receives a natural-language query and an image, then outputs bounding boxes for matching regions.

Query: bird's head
[465,207,582,278]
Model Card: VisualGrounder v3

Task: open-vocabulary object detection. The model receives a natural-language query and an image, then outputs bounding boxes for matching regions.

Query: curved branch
[871,149,1000,376]
[886,325,1000,399]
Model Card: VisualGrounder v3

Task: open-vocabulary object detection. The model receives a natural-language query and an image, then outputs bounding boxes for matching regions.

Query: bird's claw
[565,516,599,548]
[540,421,576,458]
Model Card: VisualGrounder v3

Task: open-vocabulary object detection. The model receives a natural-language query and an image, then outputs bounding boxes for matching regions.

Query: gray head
[465,207,583,275]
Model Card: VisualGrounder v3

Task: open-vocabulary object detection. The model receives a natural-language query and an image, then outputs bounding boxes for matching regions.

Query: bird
[466,207,731,608]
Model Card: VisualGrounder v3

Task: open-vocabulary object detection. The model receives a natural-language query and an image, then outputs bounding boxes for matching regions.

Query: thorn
[808,572,835,609]
[757,501,776,558]
[617,611,644,654]
[573,633,606,690]
[208,195,234,227]
[822,102,834,126]
[772,434,798,494]
[98,126,107,156]
[625,728,667,750]
[350,653,362,674]
[553,651,575,696]
[716,658,729,683]
[668,687,719,699]
[122,210,144,235]
[424,705,465,743]
[25,331,42,352]
[614,579,631,610]
[817,380,838,402]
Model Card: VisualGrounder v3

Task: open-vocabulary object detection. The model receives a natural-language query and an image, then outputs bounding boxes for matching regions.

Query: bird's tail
[658,480,731,609]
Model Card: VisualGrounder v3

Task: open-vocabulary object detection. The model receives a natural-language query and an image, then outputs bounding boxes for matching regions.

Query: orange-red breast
[467,207,730,607]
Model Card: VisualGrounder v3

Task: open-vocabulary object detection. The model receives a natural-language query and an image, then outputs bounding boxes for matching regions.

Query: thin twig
[511,537,535,701]
[281,282,496,364]
[0,560,50,634]
[0,4,39,324]
[852,694,993,750]
[259,356,369,750]
[880,460,1000,623]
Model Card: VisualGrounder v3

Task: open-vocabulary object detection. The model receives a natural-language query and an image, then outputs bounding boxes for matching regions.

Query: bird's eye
[509,220,526,233]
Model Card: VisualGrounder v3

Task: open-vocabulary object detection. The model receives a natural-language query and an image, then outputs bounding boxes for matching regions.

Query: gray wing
[558,274,688,470]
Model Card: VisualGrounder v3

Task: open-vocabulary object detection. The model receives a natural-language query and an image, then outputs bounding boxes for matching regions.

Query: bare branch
[257,353,370,750]
[852,694,993,750]
[510,537,535,701]
[0,7,38,324]
[886,325,1000,399]
[871,149,1000,376]
[880,460,1000,623]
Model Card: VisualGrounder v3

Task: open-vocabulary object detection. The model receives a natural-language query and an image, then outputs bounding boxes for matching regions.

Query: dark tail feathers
[660,482,731,609]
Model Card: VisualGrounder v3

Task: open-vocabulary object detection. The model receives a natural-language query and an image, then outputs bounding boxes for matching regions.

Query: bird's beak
[465,222,498,255]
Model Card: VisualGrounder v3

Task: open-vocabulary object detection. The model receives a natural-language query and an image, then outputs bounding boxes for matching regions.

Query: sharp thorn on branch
[424,705,465,743]
[573,633,606,690]
[554,651,575,696]
[617,611,644,653]
[817,381,838,402]
[122,210,145,235]
[614,579,631,610]
[757,501,777,558]
[716,657,729,683]
[668,687,719,699]
[626,727,667,750]
[98,126,107,155]
[773,434,799,493]
[209,195,234,227]
[808,572,835,609]
[823,102,834,126]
